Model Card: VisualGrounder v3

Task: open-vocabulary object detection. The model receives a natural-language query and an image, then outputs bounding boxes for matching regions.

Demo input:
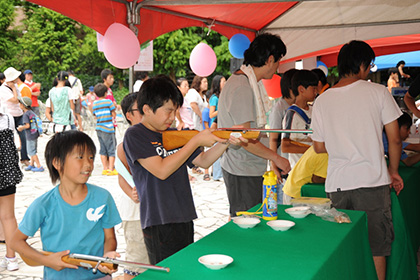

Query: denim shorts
[96,130,116,157]
[26,139,38,157]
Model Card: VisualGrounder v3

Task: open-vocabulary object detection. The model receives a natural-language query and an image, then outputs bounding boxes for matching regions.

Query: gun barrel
[70,253,170,272]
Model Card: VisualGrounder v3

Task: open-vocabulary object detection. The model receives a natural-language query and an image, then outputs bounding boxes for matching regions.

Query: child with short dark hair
[281,69,319,168]
[387,67,399,93]
[93,83,117,176]
[383,112,420,166]
[17,96,44,172]
[123,75,245,265]
[11,130,121,280]
[100,69,117,108]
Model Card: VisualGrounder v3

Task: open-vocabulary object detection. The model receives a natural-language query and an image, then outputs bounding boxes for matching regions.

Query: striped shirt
[93,98,115,133]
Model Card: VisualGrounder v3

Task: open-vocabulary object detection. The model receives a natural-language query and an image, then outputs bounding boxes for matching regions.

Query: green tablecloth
[136,205,376,280]
[301,161,420,280]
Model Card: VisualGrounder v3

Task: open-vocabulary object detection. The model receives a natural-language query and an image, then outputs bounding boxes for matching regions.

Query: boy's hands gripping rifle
[21,251,170,273]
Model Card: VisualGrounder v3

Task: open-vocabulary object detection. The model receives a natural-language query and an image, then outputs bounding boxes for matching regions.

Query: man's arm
[235,122,291,178]
[384,120,404,194]
[281,137,311,154]
[404,93,420,118]
[313,141,327,154]
[268,132,279,153]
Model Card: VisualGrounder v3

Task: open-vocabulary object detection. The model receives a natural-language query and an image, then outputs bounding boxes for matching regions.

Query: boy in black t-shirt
[123,76,245,265]
[17,96,44,172]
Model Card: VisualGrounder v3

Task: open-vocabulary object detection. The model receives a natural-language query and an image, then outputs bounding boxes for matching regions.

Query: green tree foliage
[16,7,83,76]
[0,0,17,63]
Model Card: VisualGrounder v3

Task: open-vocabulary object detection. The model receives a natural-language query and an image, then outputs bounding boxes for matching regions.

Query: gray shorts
[327,185,393,256]
[26,139,38,157]
[222,168,263,217]
[96,130,116,157]
[73,98,82,114]
[122,220,149,275]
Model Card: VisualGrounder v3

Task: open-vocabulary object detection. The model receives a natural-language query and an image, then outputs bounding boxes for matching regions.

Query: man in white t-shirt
[68,70,84,131]
[311,40,403,280]
[133,71,149,93]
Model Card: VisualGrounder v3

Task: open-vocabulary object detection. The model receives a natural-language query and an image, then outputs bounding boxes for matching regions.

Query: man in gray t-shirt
[218,33,291,216]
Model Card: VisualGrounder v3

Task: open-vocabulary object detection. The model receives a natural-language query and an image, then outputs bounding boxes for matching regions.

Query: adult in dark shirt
[404,75,420,118]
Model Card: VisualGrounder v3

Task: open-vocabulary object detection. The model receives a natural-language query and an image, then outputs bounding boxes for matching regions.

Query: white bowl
[267,220,295,231]
[233,217,260,228]
[285,206,311,218]
[198,254,233,270]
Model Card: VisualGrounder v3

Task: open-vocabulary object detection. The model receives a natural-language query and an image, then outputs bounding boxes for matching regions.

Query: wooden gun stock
[162,130,260,150]
[20,251,117,270]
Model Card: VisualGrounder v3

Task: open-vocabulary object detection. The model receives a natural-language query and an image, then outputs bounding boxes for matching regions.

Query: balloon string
[206,19,215,36]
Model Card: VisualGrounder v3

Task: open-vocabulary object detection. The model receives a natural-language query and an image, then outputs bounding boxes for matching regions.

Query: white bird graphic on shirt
[86,204,106,222]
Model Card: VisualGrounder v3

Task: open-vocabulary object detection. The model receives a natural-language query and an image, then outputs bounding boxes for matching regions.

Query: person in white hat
[0,67,30,166]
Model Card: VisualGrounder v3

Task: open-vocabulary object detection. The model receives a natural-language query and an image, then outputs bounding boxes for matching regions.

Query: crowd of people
[0,32,419,280]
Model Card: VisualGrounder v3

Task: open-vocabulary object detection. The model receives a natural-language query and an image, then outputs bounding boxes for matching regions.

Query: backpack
[29,113,43,135]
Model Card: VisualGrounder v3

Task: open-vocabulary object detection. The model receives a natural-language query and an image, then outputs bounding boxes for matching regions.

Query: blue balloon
[316,61,328,77]
[229,33,251,59]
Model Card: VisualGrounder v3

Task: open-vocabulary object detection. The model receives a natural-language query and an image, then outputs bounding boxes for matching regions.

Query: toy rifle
[20,251,170,273]
[162,128,312,150]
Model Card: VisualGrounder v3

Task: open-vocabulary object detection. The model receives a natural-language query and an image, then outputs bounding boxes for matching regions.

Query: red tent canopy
[27,0,420,66]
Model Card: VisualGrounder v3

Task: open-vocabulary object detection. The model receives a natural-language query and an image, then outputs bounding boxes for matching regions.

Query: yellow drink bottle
[262,171,278,220]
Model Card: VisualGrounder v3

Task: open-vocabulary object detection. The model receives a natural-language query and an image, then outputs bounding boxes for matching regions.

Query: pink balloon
[103,23,140,69]
[189,43,217,77]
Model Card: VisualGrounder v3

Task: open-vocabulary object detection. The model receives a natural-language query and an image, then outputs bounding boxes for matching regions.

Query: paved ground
[0,130,230,279]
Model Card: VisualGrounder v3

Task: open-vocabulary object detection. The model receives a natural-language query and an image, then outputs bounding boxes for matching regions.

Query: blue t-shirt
[22,110,39,141]
[19,184,121,280]
[382,132,410,160]
[202,107,212,130]
[123,123,201,229]
[93,99,116,133]
[209,94,219,123]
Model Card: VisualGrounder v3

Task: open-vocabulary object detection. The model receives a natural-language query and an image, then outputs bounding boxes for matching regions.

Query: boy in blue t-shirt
[11,130,121,280]
[123,76,245,265]
[93,83,117,176]
[17,96,44,172]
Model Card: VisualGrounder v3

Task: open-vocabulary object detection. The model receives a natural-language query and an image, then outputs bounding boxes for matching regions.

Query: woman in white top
[185,76,208,131]
[0,67,29,165]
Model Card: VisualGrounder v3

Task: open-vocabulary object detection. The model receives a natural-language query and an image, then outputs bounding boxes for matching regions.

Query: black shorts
[328,185,393,256]
[142,221,193,265]
[222,169,263,217]
[0,186,16,197]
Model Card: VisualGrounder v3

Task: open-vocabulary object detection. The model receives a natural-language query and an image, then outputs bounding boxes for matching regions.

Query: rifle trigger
[92,260,102,274]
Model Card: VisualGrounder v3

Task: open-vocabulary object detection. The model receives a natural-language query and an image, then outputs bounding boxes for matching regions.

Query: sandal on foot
[203,174,210,181]
[192,167,203,174]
